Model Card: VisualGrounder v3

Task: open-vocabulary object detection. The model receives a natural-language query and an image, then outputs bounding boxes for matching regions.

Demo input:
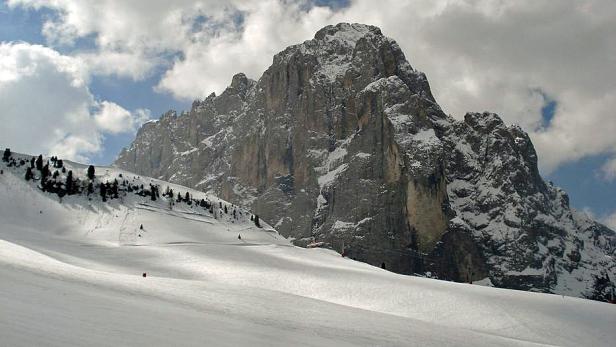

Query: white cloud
[603,210,616,230]
[94,101,132,134]
[132,108,152,127]
[0,42,149,161]
[94,101,150,134]
[600,157,616,182]
[78,50,160,80]
[582,207,616,231]
[532,92,616,171]
[156,1,336,99]
[6,0,616,173]
[582,207,596,220]
[8,0,233,79]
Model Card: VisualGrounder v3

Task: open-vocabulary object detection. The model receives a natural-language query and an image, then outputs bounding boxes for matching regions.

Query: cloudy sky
[1,0,615,226]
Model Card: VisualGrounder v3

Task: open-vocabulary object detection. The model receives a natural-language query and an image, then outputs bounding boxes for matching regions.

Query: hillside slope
[1,152,616,346]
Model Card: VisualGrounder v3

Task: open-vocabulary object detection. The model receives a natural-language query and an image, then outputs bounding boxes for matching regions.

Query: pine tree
[41,164,50,180]
[254,215,261,228]
[30,157,35,169]
[224,205,228,214]
[185,191,190,202]
[2,148,11,162]
[100,182,107,202]
[36,155,43,171]
[111,179,119,199]
[57,183,66,198]
[25,167,33,181]
[66,171,74,195]
[87,165,95,180]
[56,159,63,168]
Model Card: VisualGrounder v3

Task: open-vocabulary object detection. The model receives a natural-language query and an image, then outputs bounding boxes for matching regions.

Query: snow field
[1,160,615,346]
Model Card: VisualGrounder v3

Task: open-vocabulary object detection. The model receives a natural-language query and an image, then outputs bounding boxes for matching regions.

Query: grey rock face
[434,112,616,297]
[116,23,615,299]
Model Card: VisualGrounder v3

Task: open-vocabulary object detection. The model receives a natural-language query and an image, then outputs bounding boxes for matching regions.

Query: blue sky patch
[546,154,616,217]
[540,94,557,129]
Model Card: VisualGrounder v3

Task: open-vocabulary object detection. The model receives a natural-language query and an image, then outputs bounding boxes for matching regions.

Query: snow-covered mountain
[1,150,615,346]
[115,23,615,300]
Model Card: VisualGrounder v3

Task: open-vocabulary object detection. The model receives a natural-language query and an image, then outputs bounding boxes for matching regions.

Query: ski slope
[0,156,615,346]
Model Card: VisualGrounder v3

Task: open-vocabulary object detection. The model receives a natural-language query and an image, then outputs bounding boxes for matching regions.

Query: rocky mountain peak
[313,22,382,43]
[228,72,252,96]
[268,22,435,102]
[116,23,615,301]
[464,112,507,133]
[160,110,177,122]
[231,72,248,87]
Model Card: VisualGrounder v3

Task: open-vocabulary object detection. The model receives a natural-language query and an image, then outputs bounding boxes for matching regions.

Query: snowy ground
[1,159,615,346]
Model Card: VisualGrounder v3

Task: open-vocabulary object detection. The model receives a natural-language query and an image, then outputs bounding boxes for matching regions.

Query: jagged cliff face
[434,112,616,297]
[116,23,615,299]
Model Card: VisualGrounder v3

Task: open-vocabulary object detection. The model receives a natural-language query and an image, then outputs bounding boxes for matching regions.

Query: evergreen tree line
[3,148,263,227]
